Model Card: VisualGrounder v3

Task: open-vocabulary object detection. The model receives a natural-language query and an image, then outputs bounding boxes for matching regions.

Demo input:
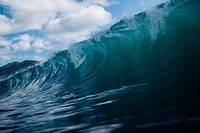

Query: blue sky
[0,0,167,66]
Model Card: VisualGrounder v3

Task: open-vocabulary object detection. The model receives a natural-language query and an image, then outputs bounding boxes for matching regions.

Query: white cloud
[32,38,53,53]
[18,34,32,42]
[0,0,114,65]
[0,15,16,35]
[0,46,12,63]
[44,5,112,44]
[82,0,111,7]
[11,34,32,51]
[10,34,53,52]
[0,46,12,55]
[0,0,113,43]
[0,37,12,62]
[0,34,52,64]
[12,41,31,51]
[0,36,10,46]
[32,39,45,49]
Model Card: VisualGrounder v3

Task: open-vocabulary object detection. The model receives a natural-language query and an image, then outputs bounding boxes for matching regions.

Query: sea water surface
[0,0,200,132]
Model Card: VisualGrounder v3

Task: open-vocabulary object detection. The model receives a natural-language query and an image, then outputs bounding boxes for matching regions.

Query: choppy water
[0,0,200,132]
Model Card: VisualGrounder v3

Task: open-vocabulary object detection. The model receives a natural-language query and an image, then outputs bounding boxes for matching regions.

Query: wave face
[0,0,200,132]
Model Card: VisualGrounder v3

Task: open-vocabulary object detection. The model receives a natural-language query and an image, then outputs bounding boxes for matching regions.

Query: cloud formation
[0,0,114,65]
[0,0,112,42]
[0,34,51,64]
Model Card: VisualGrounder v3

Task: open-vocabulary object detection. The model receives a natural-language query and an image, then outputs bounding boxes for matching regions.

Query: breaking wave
[0,0,200,132]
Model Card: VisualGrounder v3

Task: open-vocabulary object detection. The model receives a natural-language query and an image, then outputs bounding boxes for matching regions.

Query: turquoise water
[0,0,200,132]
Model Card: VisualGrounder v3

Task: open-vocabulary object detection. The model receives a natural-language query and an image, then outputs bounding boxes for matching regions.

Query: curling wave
[0,0,200,132]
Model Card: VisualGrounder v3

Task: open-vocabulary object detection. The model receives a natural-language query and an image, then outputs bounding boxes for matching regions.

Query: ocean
[0,0,200,132]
